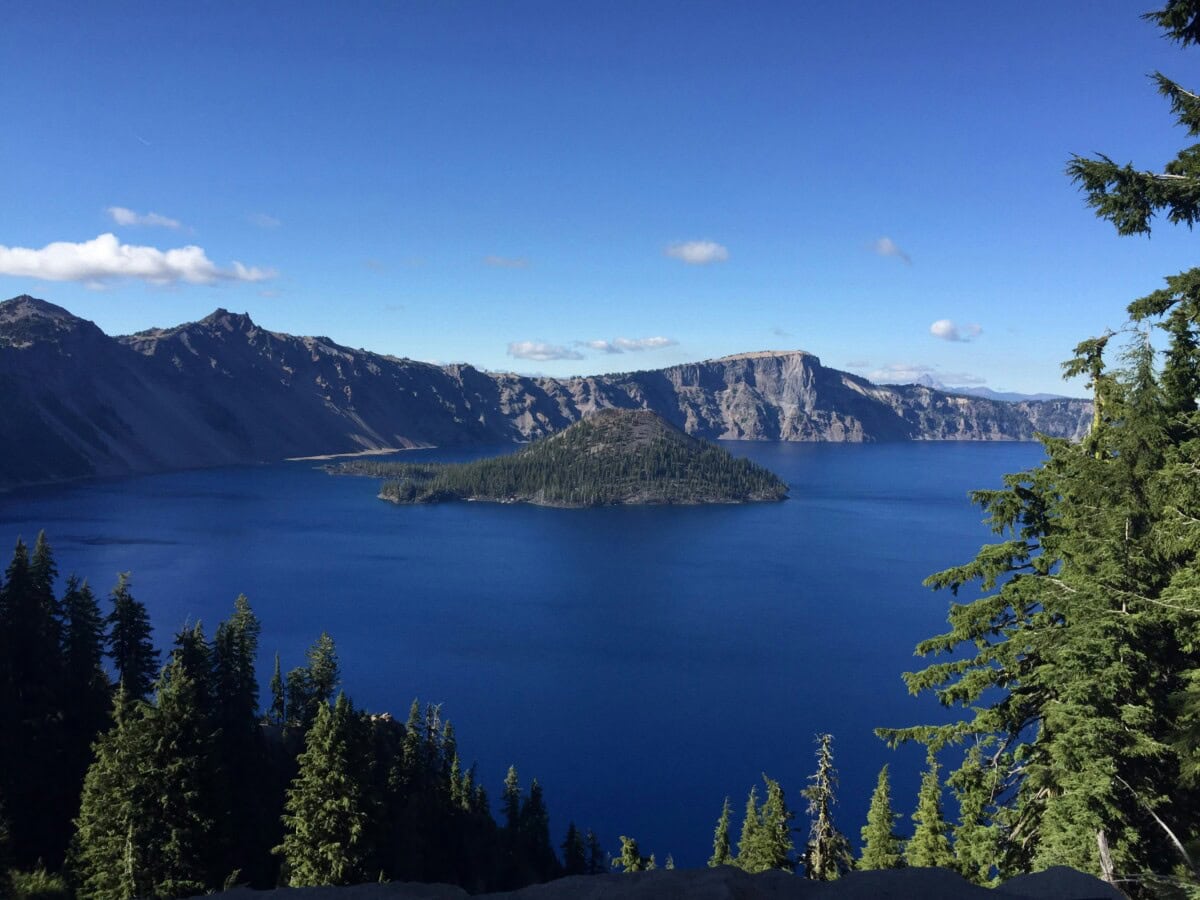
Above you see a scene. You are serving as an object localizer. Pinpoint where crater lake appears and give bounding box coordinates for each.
[0,440,1045,867]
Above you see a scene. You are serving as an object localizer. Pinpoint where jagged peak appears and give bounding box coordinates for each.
[199,308,257,331]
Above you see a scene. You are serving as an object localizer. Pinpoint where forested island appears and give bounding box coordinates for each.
[335,409,789,507]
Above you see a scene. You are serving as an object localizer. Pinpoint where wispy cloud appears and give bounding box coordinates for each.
[856,362,985,386]
[107,206,183,230]
[930,319,983,342]
[872,236,911,264]
[507,340,584,361]
[665,240,729,265]
[582,336,677,354]
[0,233,275,286]
[248,212,281,229]
[771,325,791,338]
[484,255,530,269]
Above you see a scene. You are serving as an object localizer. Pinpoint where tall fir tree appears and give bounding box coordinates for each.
[734,784,762,872]
[105,573,159,701]
[906,755,954,869]
[72,660,219,900]
[275,694,374,887]
[708,796,734,867]
[268,651,286,725]
[561,822,586,876]
[859,765,904,870]
[801,734,852,880]
[949,747,999,885]
[585,829,606,875]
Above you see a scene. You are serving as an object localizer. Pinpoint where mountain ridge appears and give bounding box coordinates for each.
[0,296,1094,491]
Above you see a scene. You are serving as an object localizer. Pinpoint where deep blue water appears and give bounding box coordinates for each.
[0,441,1045,867]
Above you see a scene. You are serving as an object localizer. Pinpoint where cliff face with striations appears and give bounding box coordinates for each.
[0,296,1093,491]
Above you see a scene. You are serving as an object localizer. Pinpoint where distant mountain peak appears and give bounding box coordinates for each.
[0,294,100,348]
[199,308,257,332]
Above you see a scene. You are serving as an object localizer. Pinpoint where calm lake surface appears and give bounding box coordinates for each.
[0,441,1044,867]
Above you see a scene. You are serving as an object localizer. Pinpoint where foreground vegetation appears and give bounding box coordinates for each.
[337,409,789,507]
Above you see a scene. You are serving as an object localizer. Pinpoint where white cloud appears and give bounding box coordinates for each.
[581,336,677,354]
[107,206,183,229]
[507,340,584,361]
[248,212,281,228]
[0,233,275,285]
[859,362,986,386]
[872,236,911,264]
[665,240,729,265]
[930,319,983,342]
[484,255,529,269]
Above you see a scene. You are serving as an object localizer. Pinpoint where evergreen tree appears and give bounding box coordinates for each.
[306,631,340,707]
[802,734,852,879]
[105,573,159,701]
[562,822,586,876]
[859,765,904,870]
[520,778,559,882]
[70,688,153,900]
[611,836,650,873]
[734,787,763,873]
[503,765,522,833]
[585,829,605,875]
[0,534,70,868]
[708,796,734,867]
[72,660,219,900]
[275,694,373,886]
[949,747,999,885]
[268,651,285,725]
[906,755,953,869]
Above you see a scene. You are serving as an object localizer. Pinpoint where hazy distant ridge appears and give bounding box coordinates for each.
[0,296,1093,490]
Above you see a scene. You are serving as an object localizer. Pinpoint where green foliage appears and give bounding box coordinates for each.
[734,785,762,871]
[275,694,374,887]
[802,734,852,880]
[881,5,1200,886]
[859,765,904,871]
[735,777,794,873]
[949,747,999,885]
[708,796,734,867]
[72,660,219,900]
[343,409,789,507]
[611,835,652,873]
[105,572,159,701]
[906,755,953,870]
[9,866,71,900]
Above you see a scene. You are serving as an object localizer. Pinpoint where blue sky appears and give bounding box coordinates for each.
[2,1,1196,394]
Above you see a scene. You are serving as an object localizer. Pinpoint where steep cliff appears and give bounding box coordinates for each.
[0,297,1093,490]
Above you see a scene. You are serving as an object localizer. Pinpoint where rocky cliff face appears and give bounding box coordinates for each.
[0,296,1093,491]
